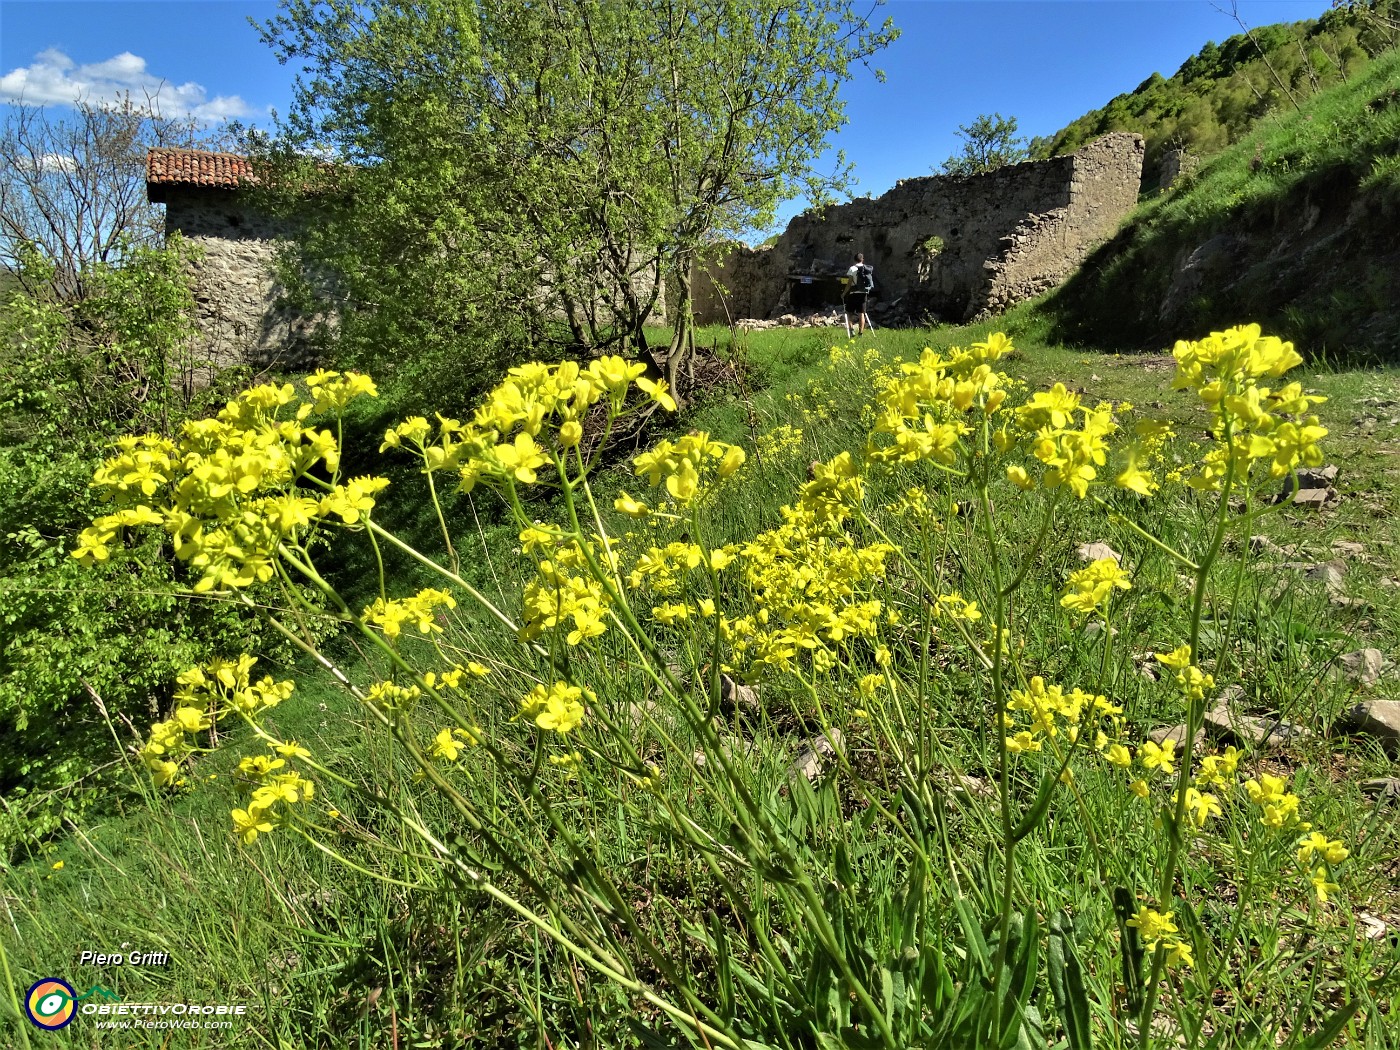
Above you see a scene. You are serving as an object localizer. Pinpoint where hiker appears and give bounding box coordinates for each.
[844,253,875,336]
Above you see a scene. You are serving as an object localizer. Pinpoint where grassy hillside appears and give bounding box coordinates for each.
[1034,2,1399,188]
[1043,47,1400,360]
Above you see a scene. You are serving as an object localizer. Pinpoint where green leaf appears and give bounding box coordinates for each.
[1047,912,1093,1050]
[1292,999,1363,1050]
[1112,887,1146,1013]
[1012,770,1059,842]
[953,896,993,980]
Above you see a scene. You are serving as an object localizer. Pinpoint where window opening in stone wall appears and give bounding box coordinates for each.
[788,274,847,310]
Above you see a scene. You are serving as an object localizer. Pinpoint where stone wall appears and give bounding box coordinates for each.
[1158,148,1201,191]
[160,187,320,371]
[693,132,1144,325]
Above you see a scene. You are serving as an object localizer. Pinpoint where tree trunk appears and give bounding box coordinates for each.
[666,260,696,403]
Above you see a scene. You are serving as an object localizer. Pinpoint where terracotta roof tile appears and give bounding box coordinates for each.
[146,149,255,201]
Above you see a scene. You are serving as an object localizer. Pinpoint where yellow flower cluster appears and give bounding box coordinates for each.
[720,481,892,675]
[363,587,458,640]
[1127,906,1194,968]
[366,680,422,712]
[449,357,676,495]
[1244,773,1303,829]
[867,334,1014,467]
[1004,385,1118,499]
[1155,645,1215,703]
[232,750,315,845]
[138,656,293,788]
[755,424,804,463]
[305,369,379,413]
[74,375,382,592]
[1107,733,1346,904]
[520,532,615,645]
[521,682,588,734]
[1003,676,1120,755]
[626,540,733,596]
[1114,419,1175,496]
[1060,558,1132,617]
[1171,325,1327,490]
[428,726,480,762]
[1193,745,1241,787]
[629,432,746,507]
[378,414,476,474]
[1172,786,1224,828]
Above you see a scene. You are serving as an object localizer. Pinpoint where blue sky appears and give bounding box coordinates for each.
[2,0,1332,232]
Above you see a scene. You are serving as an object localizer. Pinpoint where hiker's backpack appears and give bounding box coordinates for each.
[852,264,874,293]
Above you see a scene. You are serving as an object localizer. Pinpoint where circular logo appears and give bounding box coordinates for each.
[25,978,77,1030]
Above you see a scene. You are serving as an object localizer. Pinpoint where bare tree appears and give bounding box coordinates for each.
[0,93,225,300]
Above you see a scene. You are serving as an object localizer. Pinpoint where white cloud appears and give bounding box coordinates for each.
[0,48,253,122]
[38,153,78,174]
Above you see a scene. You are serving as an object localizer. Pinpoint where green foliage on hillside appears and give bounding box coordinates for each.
[1045,47,1400,358]
[1035,1,1399,184]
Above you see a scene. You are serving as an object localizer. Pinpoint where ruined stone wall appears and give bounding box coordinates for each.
[1158,148,1201,191]
[693,132,1144,325]
[161,188,319,371]
[692,244,785,324]
[982,134,1147,315]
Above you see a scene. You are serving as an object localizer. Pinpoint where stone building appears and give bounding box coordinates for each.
[146,149,315,370]
[692,132,1145,325]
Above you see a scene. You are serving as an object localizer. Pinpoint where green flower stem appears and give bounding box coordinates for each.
[1139,415,1239,1050]
[595,607,770,862]
[421,459,460,577]
[327,510,752,1048]
[288,826,424,888]
[1213,483,1257,683]
[858,512,994,671]
[975,460,1019,1040]
[0,927,31,1050]
[272,545,628,974]
[366,516,387,605]
[1195,839,1261,1044]
[1092,495,1200,571]
[694,850,807,1005]
[557,475,899,1050]
[792,672,933,868]
[1001,490,1063,597]
[364,518,541,653]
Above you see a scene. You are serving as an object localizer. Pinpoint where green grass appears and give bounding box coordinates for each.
[5,317,1400,1048]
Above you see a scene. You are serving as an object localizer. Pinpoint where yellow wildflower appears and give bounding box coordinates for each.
[1126,906,1179,946]
[522,682,587,734]
[1139,739,1176,776]
[1296,832,1348,866]
[1311,867,1339,904]
[232,805,274,845]
[1061,558,1131,616]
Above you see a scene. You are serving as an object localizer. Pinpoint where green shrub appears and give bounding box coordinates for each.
[0,241,299,851]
